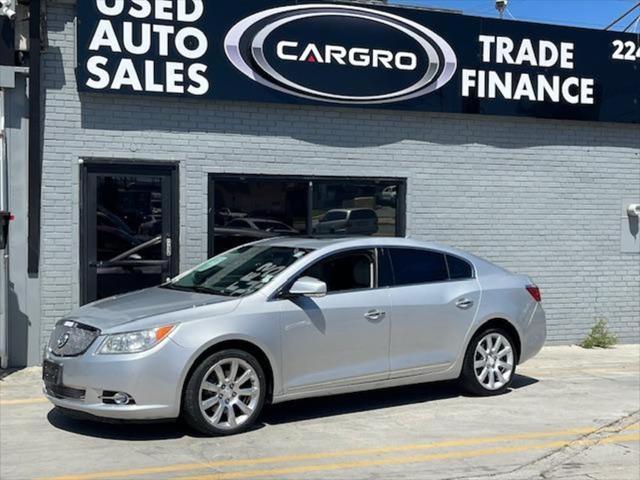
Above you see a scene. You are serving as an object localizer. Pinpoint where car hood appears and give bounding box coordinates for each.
[66,287,239,331]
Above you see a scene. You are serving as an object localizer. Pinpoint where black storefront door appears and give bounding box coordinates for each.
[81,163,178,305]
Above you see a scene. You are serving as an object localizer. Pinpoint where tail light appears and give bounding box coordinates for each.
[526,285,542,302]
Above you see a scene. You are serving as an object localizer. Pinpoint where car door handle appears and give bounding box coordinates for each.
[364,309,386,321]
[456,298,474,310]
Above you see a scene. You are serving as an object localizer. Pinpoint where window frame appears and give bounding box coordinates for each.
[208,174,407,257]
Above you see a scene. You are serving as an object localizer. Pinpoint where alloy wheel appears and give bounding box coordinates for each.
[473,333,515,391]
[198,357,261,431]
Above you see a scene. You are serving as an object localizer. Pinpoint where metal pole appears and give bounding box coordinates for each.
[27,0,42,275]
[0,87,9,369]
[0,89,5,212]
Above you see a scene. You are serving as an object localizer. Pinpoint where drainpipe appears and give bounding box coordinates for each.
[0,87,8,369]
[27,0,41,275]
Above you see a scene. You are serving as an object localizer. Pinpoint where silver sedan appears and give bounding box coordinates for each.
[43,237,546,435]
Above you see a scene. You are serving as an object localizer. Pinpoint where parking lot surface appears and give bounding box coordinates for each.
[1,345,639,480]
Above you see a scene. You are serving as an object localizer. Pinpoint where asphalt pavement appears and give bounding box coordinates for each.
[1,345,638,480]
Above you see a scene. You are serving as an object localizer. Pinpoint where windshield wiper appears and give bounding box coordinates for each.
[162,283,232,296]
[161,284,194,292]
[191,286,232,296]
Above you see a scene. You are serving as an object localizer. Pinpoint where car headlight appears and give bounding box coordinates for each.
[98,325,176,354]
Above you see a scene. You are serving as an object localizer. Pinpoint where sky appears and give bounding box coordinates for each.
[389,0,640,31]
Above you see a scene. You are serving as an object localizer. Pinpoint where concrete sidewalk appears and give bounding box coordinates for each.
[1,345,639,480]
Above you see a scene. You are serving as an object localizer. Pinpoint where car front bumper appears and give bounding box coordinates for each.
[43,336,192,420]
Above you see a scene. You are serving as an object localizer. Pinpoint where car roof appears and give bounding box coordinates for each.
[257,236,472,256]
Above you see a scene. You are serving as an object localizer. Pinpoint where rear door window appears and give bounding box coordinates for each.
[388,248,448,285]
[446,255,474,280]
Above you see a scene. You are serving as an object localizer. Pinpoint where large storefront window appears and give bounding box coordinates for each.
[209,175,405,256]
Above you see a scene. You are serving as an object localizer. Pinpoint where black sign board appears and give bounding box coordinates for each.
[76,1,640,123]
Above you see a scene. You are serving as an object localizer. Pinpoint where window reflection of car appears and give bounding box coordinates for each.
[97,208,136,238]
[379,186,397,205]
[226,218,299,235]
[96,236,164,299]
[97,226,141,261]
[313,208,379,236]
[213,226,280,255]
[138,214,162,237]
[215,207,247,225]
[97,208,155,260]
[213,219,299,254]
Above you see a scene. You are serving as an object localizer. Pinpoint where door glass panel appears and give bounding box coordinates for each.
[94,175,165,300]
[389,248,449,286]
[301,250,374,293]
[447,255,474,280]
[312,181,398,237]
[213,179,307,254]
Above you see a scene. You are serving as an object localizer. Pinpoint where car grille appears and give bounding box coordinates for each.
[48,321,100,357]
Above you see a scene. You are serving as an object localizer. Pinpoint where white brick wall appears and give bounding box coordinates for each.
[40,4,640,351]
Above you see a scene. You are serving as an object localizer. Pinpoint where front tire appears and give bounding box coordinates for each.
[182,349,266,436]
[460,328,517,396]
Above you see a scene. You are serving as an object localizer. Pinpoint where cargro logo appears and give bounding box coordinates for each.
[224,4,458,104]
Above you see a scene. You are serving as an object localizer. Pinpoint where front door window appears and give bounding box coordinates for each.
[301,250,375,293]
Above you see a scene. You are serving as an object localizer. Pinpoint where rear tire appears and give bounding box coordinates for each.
[459,328,517,396]
[182,349,266,436]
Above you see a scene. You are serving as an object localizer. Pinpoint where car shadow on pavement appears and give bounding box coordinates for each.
[45,374,538,440]
[262,375,539,425]
[46,408,191,441]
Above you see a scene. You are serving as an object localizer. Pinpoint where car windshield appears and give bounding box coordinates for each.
[164,245,312,297]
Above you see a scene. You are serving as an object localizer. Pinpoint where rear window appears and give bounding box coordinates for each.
[447,255,474,280]
[389,248,448,285]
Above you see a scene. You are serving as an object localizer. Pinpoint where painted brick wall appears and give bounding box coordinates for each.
[40,3,640,352]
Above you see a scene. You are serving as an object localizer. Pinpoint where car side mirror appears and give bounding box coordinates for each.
[289,276,327,298]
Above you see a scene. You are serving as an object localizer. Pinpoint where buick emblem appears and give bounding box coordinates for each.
[224,4,457,104]
[57,332,70,349]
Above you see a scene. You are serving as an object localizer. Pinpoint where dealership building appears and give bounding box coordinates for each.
[0,0,638,367]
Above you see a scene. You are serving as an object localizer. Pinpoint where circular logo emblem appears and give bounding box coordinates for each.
[224,4,457,104]
[56,332,70,349]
